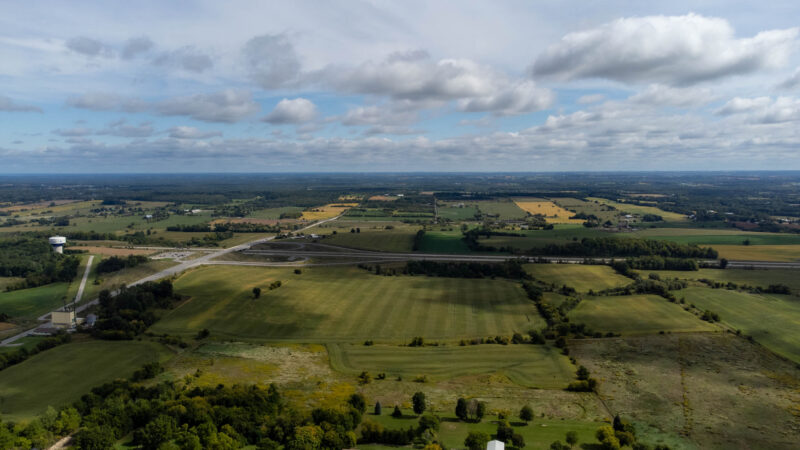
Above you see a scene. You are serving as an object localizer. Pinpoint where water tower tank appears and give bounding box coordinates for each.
[48,236,66,254]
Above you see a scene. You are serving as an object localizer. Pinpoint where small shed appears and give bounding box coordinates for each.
[51,310,76,329]
[85,313,98,327]
[487,440,505,450]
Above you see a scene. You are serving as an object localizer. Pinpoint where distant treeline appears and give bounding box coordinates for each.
[167,222,280,233]
[405,259,530,279]
[93,280,180,340]
[0,237,80,291]
[529,237,717,259]
[95,255,149,275]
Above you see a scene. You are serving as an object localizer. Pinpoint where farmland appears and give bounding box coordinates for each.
[586,197,687,221]
[568,294,718,335]
[152,265,543,341]
[514,200,584,224]
[328,343,575,388]
[0,339,169,421]
[524,264,631,292]
[323,229,417,252]
[474,200,528,220]
[301,203,358,220]
[679,287,800,363]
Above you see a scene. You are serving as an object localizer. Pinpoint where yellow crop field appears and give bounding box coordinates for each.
[514,200,584,224]
[300,203,358,220]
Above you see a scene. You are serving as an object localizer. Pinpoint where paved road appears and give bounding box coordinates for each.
[0,216,342,346]
[73,255,94,304]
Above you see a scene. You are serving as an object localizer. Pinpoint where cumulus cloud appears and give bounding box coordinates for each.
[777,68,800,90]
[263,98,317,124]
[716,96,800,123]
[0,95,41,112]
[168,126,222,139]
[98,119,154,138]
[328,50,553,115]
[66,93,146,112]
[532,14,799,85]
[65,36,113,57]
[629,84,716,107]
[244,33,302,89]
[122,36,154,59]
[154,46,213,72]
[157,90,260,123]
[339,104,417,126]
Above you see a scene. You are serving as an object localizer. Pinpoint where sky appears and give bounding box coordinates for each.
[2,0,800,173]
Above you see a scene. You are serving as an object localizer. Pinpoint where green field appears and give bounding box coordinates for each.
[153,265,543,341]
[475,200,528,220]
[679,287,800,363]
[323,230,417,252]
[633,268,800,293]
[246,206,304,219]
[711,245,800,262]
[629,228,800,245]
[524,264,631,292]
[365,411,602,450]
[417,230,475,253]
[0,340,169,421]
[0,277,24,291]
[586,197,687,221]
[438,205,479,221]
[329,343,575,388]
[552,197,620,223]
[568,295,717,335]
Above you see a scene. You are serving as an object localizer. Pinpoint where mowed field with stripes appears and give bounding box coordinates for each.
[152,265,544,342]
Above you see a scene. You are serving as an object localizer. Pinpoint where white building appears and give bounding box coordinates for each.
[487,440,505,450]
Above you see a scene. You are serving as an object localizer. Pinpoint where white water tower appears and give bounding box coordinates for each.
[49,236,66,254]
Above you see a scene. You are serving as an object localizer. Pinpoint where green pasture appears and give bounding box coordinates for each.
[633,268,800,293]
[586,197,687,221]
[323,230,417,252]
[679,287,800,363]
[552,197,620,222]
[568,295,717,335]
[246,206,304,219]
[524,264,631,292]
[364,411,602,450]
[328,343,575,389]
[438,205,479,221]
[475,200,528,220]
[0,340,169,421]
[152,265,544,341]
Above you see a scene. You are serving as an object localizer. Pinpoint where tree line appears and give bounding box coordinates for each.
[529,237,718,259]
[95,255,149,275]
[0,237,79,291]
[93,280,180,340]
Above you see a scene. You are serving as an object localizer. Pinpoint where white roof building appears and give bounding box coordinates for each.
[487,440,505,450]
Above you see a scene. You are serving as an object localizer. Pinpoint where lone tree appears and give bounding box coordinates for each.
[565,431,578,448]
[252,287,261,299]
[374,401,382,416]
[348,393,366,414]
[412,392,426,415]
[455,398,468,421]
[392,405,402,418]
[464,431,490,450]
[520,405,534,424]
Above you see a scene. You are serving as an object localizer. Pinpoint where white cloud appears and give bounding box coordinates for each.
[339,104,417,126]
[52,127,93,137]
[66,93,146,112]
[156,90,260,123]
[168,126,222,139]
[122,37,154,60]
[629,84,716,107]
[0,95,41,112]
[65,36,114,57]
[153,46,213,73]
[243,33,302,89]
[777,68,800,90]
[532,14,799,85]
[98,119,154,138]
[263,98,317,124]
[577,94,606,105]
[716,96,800,123]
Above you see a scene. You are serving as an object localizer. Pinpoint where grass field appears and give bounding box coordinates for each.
[633,268,800,293]
[417,230,474,253]
[0,340,169,421]
[246,206,304,220]
[514,200,584,224]
[568,295,717,335]
[524,264,631,292]
[629,228,800,245]
[679,287,800,362]
[365,411,603,450]
[475,200,528,220]
[153,265,543,341]
[328,343,575,388]
[323,230,417,252]
[437,205,479,221]
[711,244,800,262]
[586,197,686,221]
[552,197,620,223]
[0,277,24,291]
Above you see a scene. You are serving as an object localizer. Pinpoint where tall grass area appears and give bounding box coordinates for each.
[328,343,575,388]
[153,265,543,341]
[568,295,718,335]
[524,264,631,292]
[680,287,800,363]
